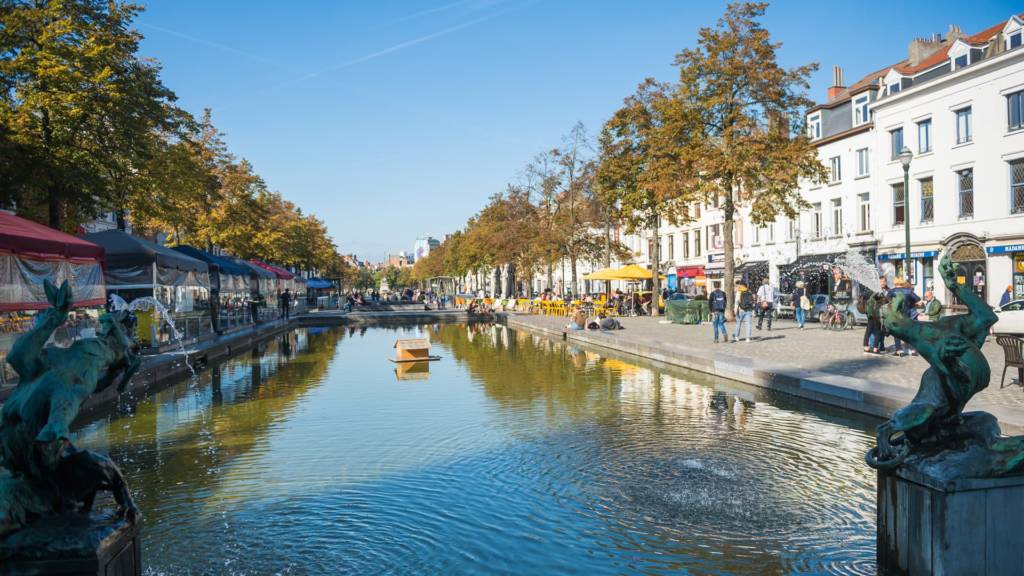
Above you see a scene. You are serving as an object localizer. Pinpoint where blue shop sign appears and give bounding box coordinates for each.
[986,244,1024,254]
[877,250,938,261]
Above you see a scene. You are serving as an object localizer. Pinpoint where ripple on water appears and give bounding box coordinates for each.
[79,325,877,575]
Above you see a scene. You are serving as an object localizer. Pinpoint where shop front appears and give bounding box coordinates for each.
[675,265,705,296]
[985,243,1024,302]
[876,250,939,295]
[778,252,846,296]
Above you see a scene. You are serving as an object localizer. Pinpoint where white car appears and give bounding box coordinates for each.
[994,299,1024,335]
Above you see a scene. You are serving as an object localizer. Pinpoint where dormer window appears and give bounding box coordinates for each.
[853,94,869,126]
[1004,15,1024,50]
[883,68,904,97]
[949,39,973,71]
[807,112,821,140]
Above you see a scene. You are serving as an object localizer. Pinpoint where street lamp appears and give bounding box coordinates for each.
[899,146,913,284]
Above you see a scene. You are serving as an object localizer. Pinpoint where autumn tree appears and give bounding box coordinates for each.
[0,0,181,229]
[596,80,684,316]
[667,1,828,313]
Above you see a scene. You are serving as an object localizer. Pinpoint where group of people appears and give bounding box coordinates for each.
[859,277,943,356]
[707,278,779,343]
[565,308,624,332]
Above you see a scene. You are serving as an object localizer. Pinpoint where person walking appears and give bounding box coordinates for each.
[889,279,920,356]
[732,281,754,342]
[792,280,808,330]
[709,282,728,343]
[923,290,942,322]
[755,278,776,331]
[1000,284,1014,308]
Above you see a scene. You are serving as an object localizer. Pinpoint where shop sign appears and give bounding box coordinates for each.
[877,251,937,261]
[707,253,724,263]
[986,244,1024,255]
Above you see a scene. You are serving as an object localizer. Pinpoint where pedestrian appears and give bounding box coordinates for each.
[1000,284,1014,308]
[709,281,728,343]
[792,280,809,330]
[863,290,885,354]
[889,278,920,356]
[732,281,754,342]
[755,278,776,331]
[922,290,942,322]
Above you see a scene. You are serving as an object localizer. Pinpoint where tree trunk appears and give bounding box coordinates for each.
[723,180,736,321]
[570,255,578,298]
[604,213,612,297]
[546,263,553,293]
[116,209,128,231]
[47,186,61,230]
[651,216,661,317]
[493,266,502,297]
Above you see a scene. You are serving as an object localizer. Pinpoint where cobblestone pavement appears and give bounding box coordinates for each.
[512,313,1024,415]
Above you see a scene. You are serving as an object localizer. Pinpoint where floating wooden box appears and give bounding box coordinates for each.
[390,338,440,363]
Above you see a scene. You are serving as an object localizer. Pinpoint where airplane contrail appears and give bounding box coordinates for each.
[136,21,285,68]
[217,0,535,111]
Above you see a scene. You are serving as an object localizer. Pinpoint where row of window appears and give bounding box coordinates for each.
[891,159,1024,225]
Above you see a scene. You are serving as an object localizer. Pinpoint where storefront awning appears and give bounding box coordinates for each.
[676,265,705,278]
[987,244,1024,255]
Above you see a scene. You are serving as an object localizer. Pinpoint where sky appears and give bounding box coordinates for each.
[135,0,1019,261]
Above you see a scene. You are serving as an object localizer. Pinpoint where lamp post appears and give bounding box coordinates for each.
[899,146,913,283]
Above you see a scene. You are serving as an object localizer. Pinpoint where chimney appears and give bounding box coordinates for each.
[827,65,845,100]
[908,33,945,66]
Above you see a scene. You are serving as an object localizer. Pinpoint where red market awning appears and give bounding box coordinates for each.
[676,265,705,278]
[0,211,104,261]
[249,260,294,280]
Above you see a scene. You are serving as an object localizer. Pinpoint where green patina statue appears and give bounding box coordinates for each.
[866,253,1024,478]
[0,281,141,537]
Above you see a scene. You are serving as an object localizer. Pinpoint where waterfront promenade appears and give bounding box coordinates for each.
[503,313,1024,432]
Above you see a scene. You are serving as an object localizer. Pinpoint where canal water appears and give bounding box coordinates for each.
[75,323,878,575]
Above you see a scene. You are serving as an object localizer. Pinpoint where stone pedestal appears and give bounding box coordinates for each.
[878,467,1024,575]
[0,511,140,575]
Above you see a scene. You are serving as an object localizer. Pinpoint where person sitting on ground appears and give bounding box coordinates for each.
[565,308,588,331]
[598,313,623,331]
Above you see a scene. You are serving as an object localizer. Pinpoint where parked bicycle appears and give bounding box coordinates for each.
[820,302,854,331]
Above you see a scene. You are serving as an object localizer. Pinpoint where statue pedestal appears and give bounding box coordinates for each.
[878,467,1024,575]
[0,511,140,575]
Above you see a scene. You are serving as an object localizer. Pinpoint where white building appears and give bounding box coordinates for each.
[868,16,1024,306]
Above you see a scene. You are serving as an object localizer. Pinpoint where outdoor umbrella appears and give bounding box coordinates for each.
[608,264,666,281]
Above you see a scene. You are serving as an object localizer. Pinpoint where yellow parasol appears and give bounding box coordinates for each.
[582,267,621,281]
[607,264,666,281]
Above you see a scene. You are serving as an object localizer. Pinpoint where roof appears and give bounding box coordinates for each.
[83,230,208,273]
[171,245,252,277]
[812,14,1024,110]
[219,255,276,279]
[0,211,104,261]
[249,259,294,280]
[306,278,333,289]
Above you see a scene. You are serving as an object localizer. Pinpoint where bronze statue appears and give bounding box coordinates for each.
[866,253,1024,478]
[0,281,141,537]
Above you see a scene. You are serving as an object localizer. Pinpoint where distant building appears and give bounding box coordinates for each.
[414,236,441,262]
[385,251,414,268]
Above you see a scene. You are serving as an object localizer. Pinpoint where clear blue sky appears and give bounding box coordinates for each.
[136,0,1017,261]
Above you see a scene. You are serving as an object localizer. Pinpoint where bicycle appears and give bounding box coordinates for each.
[819,303,854,331]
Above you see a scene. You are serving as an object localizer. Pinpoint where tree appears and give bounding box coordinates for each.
[596,80,682,316]
[0,0,181,229]
[667,1,828,315]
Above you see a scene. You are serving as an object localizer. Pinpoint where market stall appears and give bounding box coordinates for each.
[249,260,295,318]
[171,245,254,333]
[223,257,278,322]
[84,230,212,347]
[305,277,334,309]
[0,212,107,382]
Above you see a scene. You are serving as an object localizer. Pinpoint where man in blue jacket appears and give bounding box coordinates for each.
[709,282,728,343]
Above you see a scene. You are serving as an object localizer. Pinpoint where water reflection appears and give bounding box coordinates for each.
[72,323,877,575]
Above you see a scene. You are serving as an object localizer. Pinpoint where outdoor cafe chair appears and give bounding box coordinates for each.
[996,334,1024,388]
